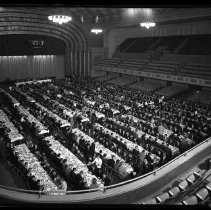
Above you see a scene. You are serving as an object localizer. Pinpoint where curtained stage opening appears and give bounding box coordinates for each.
[0,55,65,82]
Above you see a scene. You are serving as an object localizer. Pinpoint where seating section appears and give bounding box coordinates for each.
[116,38,134,53]
[177,34,211,55]
[120,37,158,53]
[119,59,148,71]
[145,61,179,75]
[129,79,164,92]
[95,73,118,82]
[182,195,198,205]
[97,58,121,67]
[178,63,211,79]
[187,89,211,105]
[108,75,138,86]
[152,35,186,53]
[155,85,187,98]
[141,168,211,205]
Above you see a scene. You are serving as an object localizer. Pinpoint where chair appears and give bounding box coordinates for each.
[182,195,198,205]
[186,174,197,185]
[174,202,183,205]
[142,198,158,204]
[205,175,211,183]
[155,192,170,203]
[168,186,180,198]
[193,171,203,178]
[205,182,211,192]
[195,188,209,202]
[178,180,189,191]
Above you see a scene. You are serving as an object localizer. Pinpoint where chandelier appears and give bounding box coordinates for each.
[91,29,103,34]
[48,15,72,25]
[91,16,103,34]
[140,22,156,29]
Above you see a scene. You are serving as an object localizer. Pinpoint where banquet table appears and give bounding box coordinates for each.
[50,99,89,123]
[13,143,60,193]
[94,123,160,164]
[0,109,24,142]
[72,128,134,175]
[18,106,49,135]
[0,89,20,107]
[16,79,51,86]
[120,116,179,156]
[43,136,102,188]
[16,89,36,103]
[34,102,71,128]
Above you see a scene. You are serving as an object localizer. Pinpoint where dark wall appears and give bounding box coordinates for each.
[0,34,65,56]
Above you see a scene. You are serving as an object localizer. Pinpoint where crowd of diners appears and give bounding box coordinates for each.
[0,75,211,193]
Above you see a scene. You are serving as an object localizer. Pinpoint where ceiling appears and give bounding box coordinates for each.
[4,7,211,29]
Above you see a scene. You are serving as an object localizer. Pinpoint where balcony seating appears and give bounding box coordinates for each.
[178,180,189,192]
[125,37,158,53]
[168,186,181,198]
[119,59,148,71]
[152,36,186,53]
[186,174,198,185]
[142,198,158,204]
[97,58,121,67]
[205,182,211,192]
[178,63,211,79]
[145,61,179,75]
[177,34,211,55]
[182,195,198,205]
[195,188,210,202]
[155,192,170,203]
[174,202,183,205]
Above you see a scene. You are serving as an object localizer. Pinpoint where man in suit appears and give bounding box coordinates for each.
[107,155,115,169]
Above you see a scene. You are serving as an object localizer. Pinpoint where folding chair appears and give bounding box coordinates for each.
[186,174,197,185]
[168,186,181,198]
[205,182,211,192]
[142,198,158,204]
[178,180,189,192]
[155,192,170,203]
[182,195,198,205]
[195,188,209,202]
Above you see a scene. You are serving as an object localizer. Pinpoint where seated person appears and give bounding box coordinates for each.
[87,153,103,178]
[102,173,110,186]
[59,179,67,191]
[89,177,98,189]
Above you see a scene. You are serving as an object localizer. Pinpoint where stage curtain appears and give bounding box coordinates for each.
[0,55,65,82]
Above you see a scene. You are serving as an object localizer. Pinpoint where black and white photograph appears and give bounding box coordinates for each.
[0,4,211,208]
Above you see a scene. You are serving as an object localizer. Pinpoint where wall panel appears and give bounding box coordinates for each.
[0,55,65,82]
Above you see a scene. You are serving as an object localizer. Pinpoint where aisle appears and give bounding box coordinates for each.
[0,161,28,190]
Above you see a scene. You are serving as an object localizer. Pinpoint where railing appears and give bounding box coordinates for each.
[0,137,210,199]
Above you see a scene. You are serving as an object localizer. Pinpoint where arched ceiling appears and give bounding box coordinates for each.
[4,7,211,30]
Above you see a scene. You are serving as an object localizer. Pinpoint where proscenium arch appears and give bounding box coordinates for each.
[0,10,88,50]
[0,9,91,76]
[0,30,71,77]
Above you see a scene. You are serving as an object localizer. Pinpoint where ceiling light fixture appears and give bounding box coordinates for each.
[91,29,103,34]
[140,22,156,29]
[48,15,72,25]
[91,15,102,34]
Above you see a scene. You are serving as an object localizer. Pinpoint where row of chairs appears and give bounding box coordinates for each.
[177,175,211,205]
[141,169,206,204]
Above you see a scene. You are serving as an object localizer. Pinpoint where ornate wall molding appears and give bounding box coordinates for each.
[0,10,91,76]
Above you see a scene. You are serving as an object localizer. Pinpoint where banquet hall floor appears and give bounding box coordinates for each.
[0,161,28,189]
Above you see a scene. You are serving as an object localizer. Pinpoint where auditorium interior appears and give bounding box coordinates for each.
[0,5,211,206]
